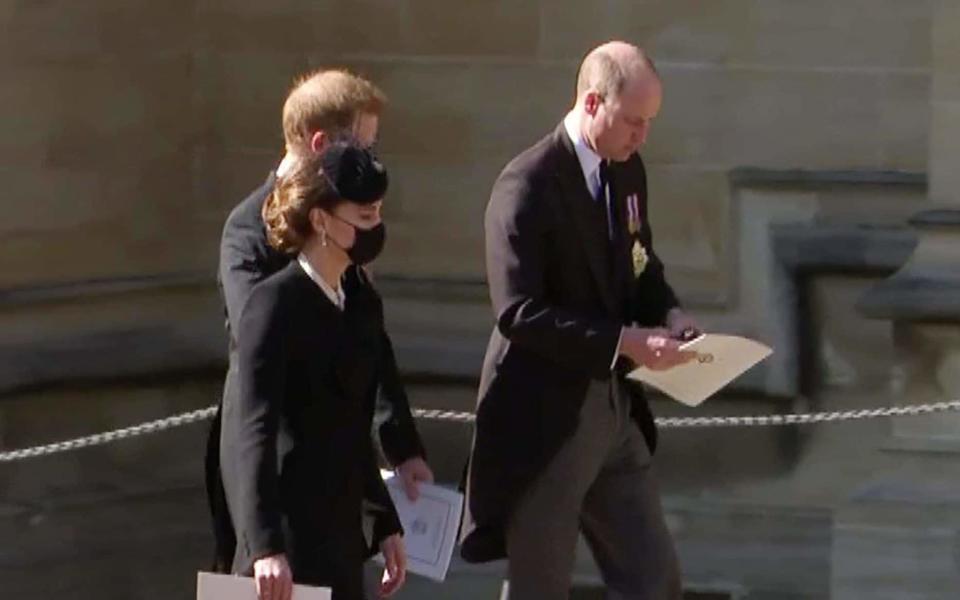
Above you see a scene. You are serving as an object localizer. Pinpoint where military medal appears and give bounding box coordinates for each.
[626,193,641,235]
[632,239,648,277]
[626,193,648,276]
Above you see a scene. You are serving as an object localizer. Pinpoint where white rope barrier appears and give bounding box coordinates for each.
[3,400,960,463]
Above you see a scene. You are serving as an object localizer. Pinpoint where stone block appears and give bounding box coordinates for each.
[0,379,216,599]
[0,283,223,393]
[649,66,917,170]
[199,0,539,59]
[372,152,499,279]
[814,185,927,225]
[4,1,196,65]
[365,61,571,165]
[832,502,960,599]
[194,147,280,222]
[643,164,732,304]
[932,69,960,103]
[928,101,960,203]
[95,1,196,58]
[0,218,211,292]
[723,68,886,169]
[538,0,729,63]
[810,276,897,391]
[541,0,932,70]
[402,0,539,58]
[0,165,101,235]
[2,2,103,64]
[878,74,931,172]
[932,0,960,70]
[2,57,197,171]
[383,293,491,378]
[721,0,931,70]
[888,322,960,445]
[644,66,731,166]
[668,499,832,598]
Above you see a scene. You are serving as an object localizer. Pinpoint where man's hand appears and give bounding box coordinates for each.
[619,327,696,370]
[378,534,407,598]
[396,456,434,501]
[666,308,701,341]
[253,553,292,600]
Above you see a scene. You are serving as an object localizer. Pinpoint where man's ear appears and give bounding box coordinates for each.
[584,91,602,116]
[309,130,327,155]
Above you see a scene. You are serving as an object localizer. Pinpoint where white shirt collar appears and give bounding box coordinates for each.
[275,153,296,178]
[563,110,604,198]
[297,253,345,311]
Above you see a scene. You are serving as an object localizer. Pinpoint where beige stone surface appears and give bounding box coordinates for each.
[646,66,930,170]
[541,0,932,69]
[374,153,504,279]
[1,0,937,293]
[928,100,960,204]
[644,165,732,303]
[932,0,960,71]
[877,73,932,170]
[198,0,539,58]
[5,4,960,599]
[927,0,960,205]
[372,61,571,164]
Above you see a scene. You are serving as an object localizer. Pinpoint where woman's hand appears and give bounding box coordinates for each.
[253,553,293,600]
[378,534,407,598]
[396,456,434,501]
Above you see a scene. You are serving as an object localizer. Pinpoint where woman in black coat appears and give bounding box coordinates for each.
[220,142,406,600]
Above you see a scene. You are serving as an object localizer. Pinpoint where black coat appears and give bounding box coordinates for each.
[221,261,402,594]
[460,124,679,562]
[205,173,424,572]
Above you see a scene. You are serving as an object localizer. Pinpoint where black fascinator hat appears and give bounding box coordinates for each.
[320,142,388,204]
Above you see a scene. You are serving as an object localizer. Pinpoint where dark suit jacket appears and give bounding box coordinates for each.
[460,123,679,563]
[205,173,425,571]
[222,261,402,586]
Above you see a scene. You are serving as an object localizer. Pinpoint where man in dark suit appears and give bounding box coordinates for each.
[206,69,433,572]
[461,42,699,599]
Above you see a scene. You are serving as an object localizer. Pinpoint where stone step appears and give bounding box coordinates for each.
[831,497,960,599]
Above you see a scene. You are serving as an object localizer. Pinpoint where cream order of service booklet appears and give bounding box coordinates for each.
[627,334,773,407]
[376,470,463,582]
[197,572,330,600]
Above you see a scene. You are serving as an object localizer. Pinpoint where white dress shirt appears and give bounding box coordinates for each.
[298,253,345,311]
[563,111,624,370]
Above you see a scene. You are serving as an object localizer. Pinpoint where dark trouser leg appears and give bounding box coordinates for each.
[504,382,619,600]
[580,421,682,600]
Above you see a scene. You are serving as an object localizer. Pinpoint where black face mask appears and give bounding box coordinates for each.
[347,222,386,265]
[330,214,386,265]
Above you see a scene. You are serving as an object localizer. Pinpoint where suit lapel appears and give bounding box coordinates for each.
[610,164,637,315]
[552,126,619,315]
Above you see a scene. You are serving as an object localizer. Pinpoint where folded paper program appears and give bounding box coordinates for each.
[627,334,773,407]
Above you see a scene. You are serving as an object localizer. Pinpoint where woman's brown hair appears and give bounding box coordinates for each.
[262,154,339,255]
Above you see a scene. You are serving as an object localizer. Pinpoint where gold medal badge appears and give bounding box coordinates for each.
[632,239,648,277]
[627,193,647,276]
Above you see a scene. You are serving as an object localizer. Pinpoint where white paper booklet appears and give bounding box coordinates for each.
[376,470,463,582]
[197,572,330,600]
[627,334,773,407]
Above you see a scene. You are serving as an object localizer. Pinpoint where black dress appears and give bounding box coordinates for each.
[207,175,425,572]
[221,261,401,599]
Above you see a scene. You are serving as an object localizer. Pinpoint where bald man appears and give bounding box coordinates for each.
[460,42,699,599]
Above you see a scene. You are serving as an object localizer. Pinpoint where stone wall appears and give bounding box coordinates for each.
[1,0,933,308]
[1,3,953,598]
